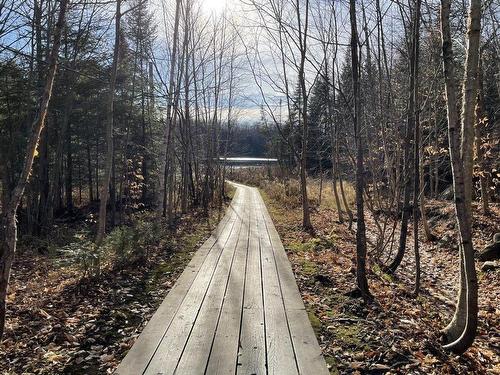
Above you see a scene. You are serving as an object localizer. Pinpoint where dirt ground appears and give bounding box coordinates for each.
[0,207,227,374]
[1,181,498,375]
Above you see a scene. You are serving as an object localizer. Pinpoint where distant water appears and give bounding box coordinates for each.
[220,157,278,162]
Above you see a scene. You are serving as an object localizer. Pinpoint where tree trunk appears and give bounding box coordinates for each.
[433,104,440,197]
[37,117,50,234]
[419,151,434,241]
[412,0,421,296]
[297,0,312,232]
[339,174,353,228]
[48,90,74,223]
[440,0,480,354]
[158,0,181,216]
[0,0,68,340]
[96,0,121,245]
[350,0,372,302]
[65,107,73,212]
[332,154,343,222]
[385,1,418,274]
[474,57,490,215]
[328,64,344,223]
[86,126,94,202]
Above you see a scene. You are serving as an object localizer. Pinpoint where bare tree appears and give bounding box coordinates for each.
[96,0,121,245]
[245,0,314,231]
[157,0,181,217]
[474,55,490,215]
[440,0,480,354]
[350,0,371,302]
[0,0,69,339]
[412,0,422,296]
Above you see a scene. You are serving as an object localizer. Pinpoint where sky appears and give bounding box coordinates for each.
[200,0,272,124]
[0,0,397,125]
[188,0,355,124]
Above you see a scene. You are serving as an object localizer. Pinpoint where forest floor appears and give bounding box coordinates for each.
[256,178,500,374]
[1,178,498,375]
[0,198,232,374]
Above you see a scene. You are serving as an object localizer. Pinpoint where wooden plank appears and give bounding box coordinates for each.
[254,189,304,310]
[206,195,251,375]
[254,193,299,375]
[144,215,243,375]
[237,199,266,375]
[287,309,330,375]
[173,195,249,374]
[238,309,266,375]
[254,188,329,375]
[139,190,244,374]
[115,191,240,375]
[118,183,328,375]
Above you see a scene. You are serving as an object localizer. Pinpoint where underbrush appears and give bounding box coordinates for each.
[2,198,232,374]
[259,175,500,374]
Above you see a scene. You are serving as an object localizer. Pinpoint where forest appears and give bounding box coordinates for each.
[0,0,499,373]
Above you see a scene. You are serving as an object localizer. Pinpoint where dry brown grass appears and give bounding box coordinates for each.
[228,167,355,212]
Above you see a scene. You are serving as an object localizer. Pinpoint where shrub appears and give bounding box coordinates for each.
[59,240,102,279]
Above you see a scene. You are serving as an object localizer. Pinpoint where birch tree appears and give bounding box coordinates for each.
[440,0,481,353]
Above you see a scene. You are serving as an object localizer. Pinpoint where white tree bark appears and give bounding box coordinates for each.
[440,0,480,354]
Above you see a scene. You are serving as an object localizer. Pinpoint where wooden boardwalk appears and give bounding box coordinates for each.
[116,183,328,375]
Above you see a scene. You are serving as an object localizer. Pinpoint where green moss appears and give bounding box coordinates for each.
[325,309,340,319]
[288,236,335,254]
[416,295,426,304]
[381,272,394,283]
[372,263,395,283]
[313,236,336,251]
[288,240,315,253]
[330,293,348,305]
[329,324,365,349]
[151,262,174,282]
[183,233,203,248]
[477,270,485,280]
[307,311,322,335]
[300,259,318,275]
[324,356,340,375]
[151,250,191,281]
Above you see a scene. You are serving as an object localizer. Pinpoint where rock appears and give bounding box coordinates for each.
[481,261,498,271]
[314,274,333,286]
[477,233,500,261]
[438,234,458,250]
[440,186,454,200]
[100,353,114,362]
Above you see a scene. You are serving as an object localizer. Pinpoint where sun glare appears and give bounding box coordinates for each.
[202,0,227,14]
